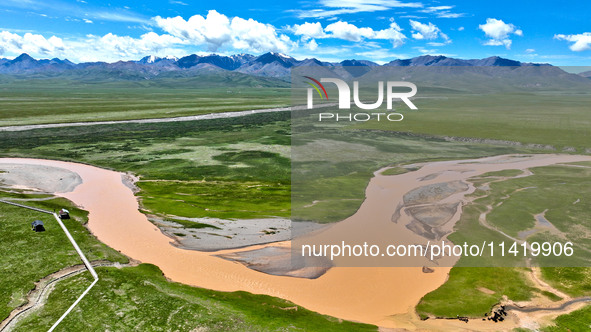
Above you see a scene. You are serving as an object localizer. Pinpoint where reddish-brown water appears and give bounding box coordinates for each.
[1,154,589,329]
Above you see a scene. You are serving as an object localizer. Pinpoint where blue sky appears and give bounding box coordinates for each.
[0,0,589,65]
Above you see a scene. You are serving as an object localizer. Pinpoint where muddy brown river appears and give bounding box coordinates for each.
[1,154,590,330]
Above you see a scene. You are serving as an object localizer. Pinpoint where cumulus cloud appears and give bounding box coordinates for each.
[153,11,231,50]
[306,39,318,51]
[479,18,522,49]
[0,31,66,56]
[325,21,375,41]
[230,17,294,52]
[291,22,326,41]
[289,20,406,48]
[294,21,406,47]
[409,20,449,41]
[373,23,407,47]
[554,32,591,52]
[83,32,185,59]
[154,10,294,53]
[0,29,189,62]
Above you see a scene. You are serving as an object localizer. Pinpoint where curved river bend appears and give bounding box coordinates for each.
[1,154,590,330]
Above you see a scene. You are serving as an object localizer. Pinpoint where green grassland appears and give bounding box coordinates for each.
[15,264,375,332]
[541,267,591,297]
[0,75,290,126]
[476,164,591,261]
[416,267,533,318]
[356,93,591,151]
[138,180,289,219]
[542,305,591,331]
[0,191,127,321]
[416,164,591,320]
[0,112,292,221]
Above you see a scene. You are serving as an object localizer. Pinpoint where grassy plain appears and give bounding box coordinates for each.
[0,191,127,321]
[356,93,591,151]
[15,264,375,331]
[479,165,591,258]
[415,267,533,318]
[0,112,292,220]
[542,305,591,331]
[0,76,290,126]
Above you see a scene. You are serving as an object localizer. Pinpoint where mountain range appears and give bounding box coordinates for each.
[0,52,567,80]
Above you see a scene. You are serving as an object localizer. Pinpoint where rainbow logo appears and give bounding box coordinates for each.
[304,76,328,100]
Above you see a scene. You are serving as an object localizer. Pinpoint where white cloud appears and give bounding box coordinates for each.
[230,17,295,52]
[325,21,375,41]
[420,5,465,18]
[400,15,426,19]
[91,11,151,24]
[82,32,185,61]
[525,48,535,53]
[306,39,318,51]
[479,18,522,49]
[414,47,436,54]
[295,0,422,18]
[483,39,510,48]
[324,21,406,47]
[291,22,326,41]
[355,49,409,62]
[409,20,448,41]
[422,6,453,12]
[554,33,591,52]
[387,18,401,31]
[289,20,406,47]
[83,18,93,23]
[0,31,66,56]
[154,11,231,50]
[154,10,294,52]
[458,26,464,31]
[374,23,407,47]
[0,30,186,62]
[412,46,453,56]
[479,18,517,40]
[437,13,464,18]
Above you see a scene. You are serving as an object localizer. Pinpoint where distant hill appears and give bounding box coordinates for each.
[385,55,531,67]
[0,52,555,81]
